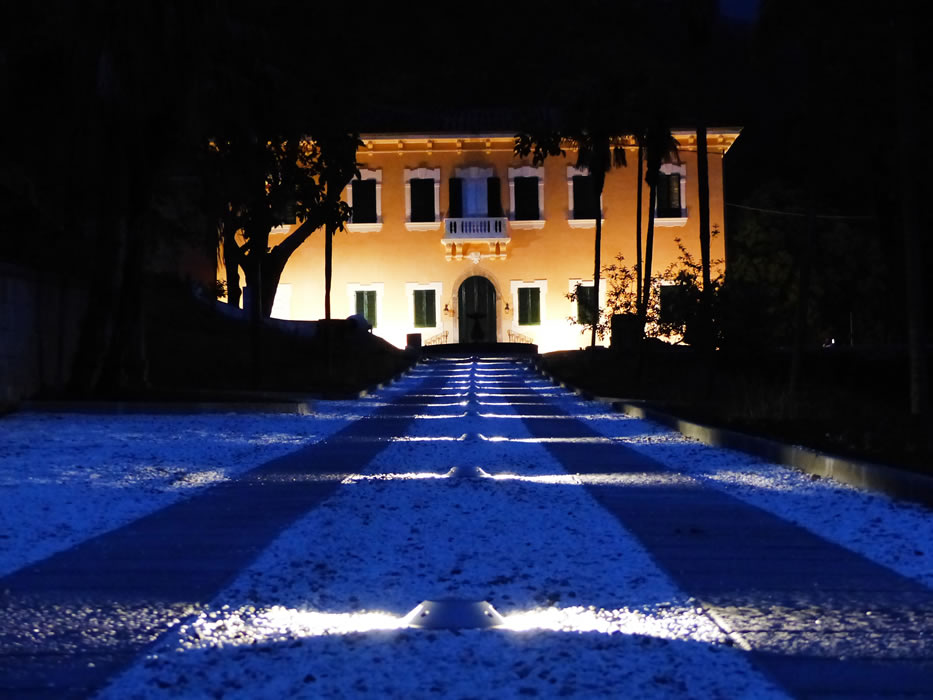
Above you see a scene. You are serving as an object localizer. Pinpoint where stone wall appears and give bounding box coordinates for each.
[0,263,87,407]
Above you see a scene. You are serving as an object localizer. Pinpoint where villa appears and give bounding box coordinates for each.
[225,128,739,353]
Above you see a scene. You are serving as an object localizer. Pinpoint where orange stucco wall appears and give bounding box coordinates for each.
[221,130,738,352]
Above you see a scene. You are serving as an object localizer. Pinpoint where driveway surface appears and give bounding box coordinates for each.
[1,353,931,698]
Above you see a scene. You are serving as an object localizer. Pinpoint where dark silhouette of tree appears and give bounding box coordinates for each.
[636,122,680,338]
[895,1,928,419]
[0,2,235,393]
[684,0,717,349]
[207,131,359,320]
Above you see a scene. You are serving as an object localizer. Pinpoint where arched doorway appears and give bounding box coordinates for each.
[458,276,497,343]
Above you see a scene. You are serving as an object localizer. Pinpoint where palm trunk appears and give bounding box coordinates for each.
[635,146,644,309]
[591,201,602,348]
[788,199,813,410]
[697,124,712,347]
[896,1,927,418]
[639,184,658,335]
[222,220,242,308]
[324,221,335,320]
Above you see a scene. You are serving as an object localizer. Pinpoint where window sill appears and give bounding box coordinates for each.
[509,219,546,230]
[567,218,605,229]
[346,222,383,233]
[405,221,442,232]
[655,216,688,228]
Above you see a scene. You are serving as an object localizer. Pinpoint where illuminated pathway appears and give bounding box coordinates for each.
[1,353,931,697]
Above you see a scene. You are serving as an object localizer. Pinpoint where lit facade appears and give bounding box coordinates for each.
[226,130,739,352]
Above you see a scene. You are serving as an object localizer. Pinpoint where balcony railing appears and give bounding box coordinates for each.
[444,217,508,238]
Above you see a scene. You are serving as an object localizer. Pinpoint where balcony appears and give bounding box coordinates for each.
[443,217,508,238]
[441,217,509,262]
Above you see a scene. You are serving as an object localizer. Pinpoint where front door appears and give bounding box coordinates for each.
[458,276,497,343]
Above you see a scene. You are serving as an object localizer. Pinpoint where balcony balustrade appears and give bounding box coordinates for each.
[443,217,508,238]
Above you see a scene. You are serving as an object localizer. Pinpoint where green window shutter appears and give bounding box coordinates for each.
[351,180,377,223]
[356,290,377,327]
[410,179,435,222]
[657,173,681,217]
[573,175,598,219]
[514,177,539,220]
[577,285,597,325]
[448,177,463,218]
[518,287,540,325]
[414,289,436,328]
[487,177,503,217]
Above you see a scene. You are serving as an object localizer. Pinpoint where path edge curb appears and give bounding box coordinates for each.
[532,358,933,509]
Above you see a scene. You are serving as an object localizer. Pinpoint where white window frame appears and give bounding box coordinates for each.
[567,278,606,326]
[566,166,605,229]
[346,169,383,232]
[346,282,384,328]
[508,166,545,229]
[404,167,441,231]
[510,279,547,327]
[405,281,443,331]
[655,162,688,227]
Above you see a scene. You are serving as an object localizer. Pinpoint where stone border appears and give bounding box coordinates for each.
[16,361,422,416]
[534,361,933,510]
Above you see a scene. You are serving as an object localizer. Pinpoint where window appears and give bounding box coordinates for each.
[346,169,382,232]
[518,287,541,325]
[655,163,687,226]
[510,279,547,330]
[566,166,602,228]
[355,290,377,328]
[514,177,539,220]
[657,173,681,218]
[576,284,598,326]
[347,283,383,328]
[413,289,436,328]
[410,179,434,221]
[508,166,545,229]
[351,180,377,223]
[404,167,441,231]
[449,167,502,218]
[572,176,599,219]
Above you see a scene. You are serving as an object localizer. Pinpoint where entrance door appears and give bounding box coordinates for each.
[458,276,497,343]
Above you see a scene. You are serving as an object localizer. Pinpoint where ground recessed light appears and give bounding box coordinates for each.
[445,466,491,480]
[403,599,504,629]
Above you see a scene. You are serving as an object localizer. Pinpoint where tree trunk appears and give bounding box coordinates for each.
[635,146,644,310]
[70,213,128,395]
[896,1,927,418]
[324,221,335,320]
[591,180,604,348]
[639,184,658,336]
[788,187,814,409]
[222,217,242,308]
[696,124,712,347]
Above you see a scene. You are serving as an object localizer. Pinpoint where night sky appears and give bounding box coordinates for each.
[718,0,760,21]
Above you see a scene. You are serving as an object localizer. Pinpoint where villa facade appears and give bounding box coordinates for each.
[231,129,739,353]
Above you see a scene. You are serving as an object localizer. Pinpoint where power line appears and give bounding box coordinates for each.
[726,202,876,221]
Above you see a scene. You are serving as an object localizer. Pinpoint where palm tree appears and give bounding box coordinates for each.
[636,122,680,337]
[685,0,717,348]
[515,116,627,348]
